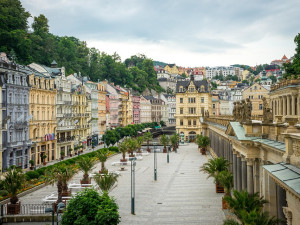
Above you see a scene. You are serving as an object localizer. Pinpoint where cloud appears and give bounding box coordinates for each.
[21,0,300,66]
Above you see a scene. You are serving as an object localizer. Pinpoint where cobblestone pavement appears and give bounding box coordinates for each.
[15,143,225,225]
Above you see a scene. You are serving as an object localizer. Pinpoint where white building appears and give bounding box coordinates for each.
[140,96,152,123]
[160,94,176,126]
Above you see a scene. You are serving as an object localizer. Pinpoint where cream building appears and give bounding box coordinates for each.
[140,96,152,123]
[175,76,211,142]
[243,82,269,116]
[97,82,107,136]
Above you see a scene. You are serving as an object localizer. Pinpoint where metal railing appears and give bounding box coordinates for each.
[1,203,53,215]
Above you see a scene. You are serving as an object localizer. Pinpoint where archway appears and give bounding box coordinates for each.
[188,131,197,142]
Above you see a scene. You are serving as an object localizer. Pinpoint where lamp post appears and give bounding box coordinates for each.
[153,142,157,181]
[57,202,65,225]
[176,128,180,153]
[167,145,170,163]
[129,157,136,214]
[45,208,54,225]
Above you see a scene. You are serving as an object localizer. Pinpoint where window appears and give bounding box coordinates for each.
[254,86,257,90]
[180,120,183,126]
[189,87,194,92]
[180,108,183,114]
[201,97,204,103]
[179,86,183,92]
[188,107,196,114]
[180,98,183,103]
[188,98,196,103]
[213,104,215,109]
[259,104,263,110]
[188,120,191,125]
[193,120,196,126]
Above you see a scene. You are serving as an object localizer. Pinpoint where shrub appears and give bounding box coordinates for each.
[108,146,119,152]
[36,167,46,176]
[61,188,120,225]
[0,190,9,197]
[25,171,40,181]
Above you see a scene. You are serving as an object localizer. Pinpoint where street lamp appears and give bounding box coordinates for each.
[167,145,170,163]
[129,157,136,214]
[57,202,65,225]
[153,142,157,181]
[176,128,180,153]
[45,208,54,225]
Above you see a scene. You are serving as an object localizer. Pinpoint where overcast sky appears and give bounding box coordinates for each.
[21,0,300,67]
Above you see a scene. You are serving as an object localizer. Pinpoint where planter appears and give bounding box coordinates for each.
[216,182,224,193]
[30,166,34,170]
[120,159,127,162]
[163,147,167,153]
[80,179,91,186]
[62,190,71,197]
[222,197,229,209]
[69,154,72,157]
[201,148,206,155]
[43,161,47,166]
[61,156,64,160]
[75,152,78,155]
[7,202,21,215]
[147,148,151,153]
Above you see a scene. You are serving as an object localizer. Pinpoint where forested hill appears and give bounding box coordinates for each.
[0,0,163,93]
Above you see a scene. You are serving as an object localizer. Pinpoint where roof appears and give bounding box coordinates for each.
[166,64,175,67]
[176,80,209,93]
[228,122,285,151]
[263,163,300,196]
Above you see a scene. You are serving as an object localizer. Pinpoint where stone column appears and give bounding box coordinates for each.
[291,95,295,116]
[237,155,242,191]
[229,146,233,172]
[279,97,282,115]
[287,95,290,116]
[276,184,287,225]
[298,94,300,116]
[233,153,237,190]
[241,157,247,190]
[247,159,254,194]
[283,96,286,116]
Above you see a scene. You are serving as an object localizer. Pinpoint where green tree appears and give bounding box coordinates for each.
[159,134,169,153]
[269,75,277,84]
[200,157,230,182]
[136,136,144,153]
[159,120,166,127]
[283,33,300,78]
[143,132,153,152]
[61,188,120,225]
[215,170,233,197]
[77,157,96,183]
[96,148,109,173]
[2,166,25,204]
[93,172,119,193]
[32,14,49,35]
[118,139,129,162]
[170,134,177,151]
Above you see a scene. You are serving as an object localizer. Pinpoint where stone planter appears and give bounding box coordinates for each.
[216,182,224,193]
[7,202,21,215]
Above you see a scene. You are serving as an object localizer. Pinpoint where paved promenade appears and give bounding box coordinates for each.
[17,143,225,225]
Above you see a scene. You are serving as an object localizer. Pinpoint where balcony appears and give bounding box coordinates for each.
[57,113,64,118]
[57,125,75,131]
[84,113,90,117]
[14,121,28,129]
[57,136,75,143]
[63,113,73,118]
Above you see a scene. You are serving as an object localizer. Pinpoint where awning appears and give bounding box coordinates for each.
[263,163,300,196]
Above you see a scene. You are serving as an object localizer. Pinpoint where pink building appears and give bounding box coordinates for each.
[132,95,140,124]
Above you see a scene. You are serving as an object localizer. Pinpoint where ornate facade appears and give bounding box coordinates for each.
[140,96,151,123]
[97,82,107,136]
[0,60,31,170]
[175,76,211,142]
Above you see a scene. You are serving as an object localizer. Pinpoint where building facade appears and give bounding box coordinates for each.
[140,96,152,123]
[132,95,140,124]
[175,77,211,142]
[97,82,107,137]
[144,96,163,123]
[0,61,31,170]
[160,94,176,126]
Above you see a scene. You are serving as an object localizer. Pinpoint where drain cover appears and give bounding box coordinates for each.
[157,203,162,204]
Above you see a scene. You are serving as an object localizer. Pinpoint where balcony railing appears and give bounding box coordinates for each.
[57,136,75,143]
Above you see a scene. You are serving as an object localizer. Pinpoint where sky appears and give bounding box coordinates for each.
[21,0,300,67]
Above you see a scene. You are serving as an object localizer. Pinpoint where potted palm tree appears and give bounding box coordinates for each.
[143,132,153,152]
[42,154,47,165]
[44,165,76,212]
[136,136,144,154]
[159,134,169,153]
[96,148,109,173]
[127,138,137,157]
[3,166,25,214]
[93,171,119,194]
[170,134,177,151]
[74,146,78,155]
[60,150,65,160]
[69,148,73,157]
[196,135,202,150]
[118,139,128,162]
[29,160,35,170]
[215,170,233,209]
[198,135,210,155]
[200,157,230,193]
[77,157,96,185]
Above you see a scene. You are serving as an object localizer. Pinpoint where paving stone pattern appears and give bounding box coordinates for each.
[17,143,225,225]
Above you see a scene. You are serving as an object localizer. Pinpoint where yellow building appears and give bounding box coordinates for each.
[120,91,133,126]
[97,82,107,136]
[242,70,250,81]
[29,73,57,165]
[242,83,269,116]
[71,84,91,150]
[164,64,179,75]
[175,76,211,142]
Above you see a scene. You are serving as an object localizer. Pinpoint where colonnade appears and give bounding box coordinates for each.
[272,94,300,118]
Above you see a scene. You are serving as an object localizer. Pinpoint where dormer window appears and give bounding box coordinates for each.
[179,86,183,92]
[189,87,194,92]
[200,85,205,92]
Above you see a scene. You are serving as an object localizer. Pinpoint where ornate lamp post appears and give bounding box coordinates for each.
[153,142,157,181]
[57,202,65,225]
[167,145,170,163]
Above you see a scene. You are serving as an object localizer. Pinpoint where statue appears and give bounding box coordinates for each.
[262,97,272,123]
[240,100,246,122]
[236,101,241,121]
[233,102,237,118]
[245,98,252,122]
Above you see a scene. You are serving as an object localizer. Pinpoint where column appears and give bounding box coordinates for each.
[279,97,282,115]
[237,155,242,191]
[287,95,290,116]
[291,95,295,116]
[298,94,300,116]
[242,157,247,190]
[247,159,254,194]
[283,96,286,116]
[254,159,260,193]
[233,153,237,190]
[229,146,233,172]
[276,184,287,225]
